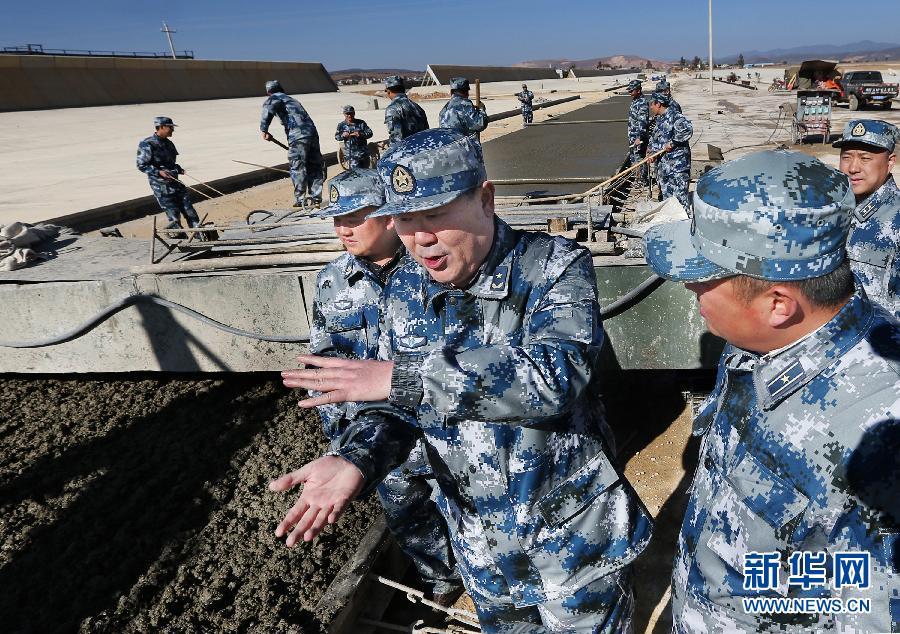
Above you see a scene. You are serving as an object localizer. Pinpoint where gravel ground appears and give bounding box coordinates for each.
[0,374,381,633]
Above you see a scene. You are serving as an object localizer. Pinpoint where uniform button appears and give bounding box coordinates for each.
[704,456,714,470]
[468,464,477,473]
[487,538,498,547]
[402,468,411,475]
[448,297,457,305]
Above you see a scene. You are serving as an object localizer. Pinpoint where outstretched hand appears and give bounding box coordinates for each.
[269,456,365,546]
[282,355,393,408]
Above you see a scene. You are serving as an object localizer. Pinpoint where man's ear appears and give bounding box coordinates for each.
[888,151,896,172]
[481,181,495,216]
[767,286,802,328]
[384,215,395,232]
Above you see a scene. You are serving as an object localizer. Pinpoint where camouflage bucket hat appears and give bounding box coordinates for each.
[649,92,671,107]
[626,80,642,91]
[315,168,386,218]
[265,80,282,93]
[342,105,355,114]
[369,128,487,218]
[154,116,176,127]
[450,77,470,92]
[655,79,670,91]
[643,149,854,282]
[384,75,404,91]
[832,118,897,151]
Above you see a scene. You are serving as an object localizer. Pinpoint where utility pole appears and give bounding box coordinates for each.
[161,20,177,59]
[708,0,714,94]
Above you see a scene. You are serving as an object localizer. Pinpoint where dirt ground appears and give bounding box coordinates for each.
[0,374,381,633]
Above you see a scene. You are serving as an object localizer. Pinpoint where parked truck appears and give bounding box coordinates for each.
[836,70,898,111]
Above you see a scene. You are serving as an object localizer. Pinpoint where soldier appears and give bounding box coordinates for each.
[136,116,202,232]
[648,92,693,211]
[654,78,682,114]
[626,79,650,185]
[270,129,652,632]
[384,75,429,147]
[260,80,324,208]
[438,77,488,137]
[334,105,374,169]
[515,83,535,124]
[285,168,462,604]
[833,118,900,315]
[643,149,900,633]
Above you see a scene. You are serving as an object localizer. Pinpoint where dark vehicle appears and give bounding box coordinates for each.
[836,70,898,111]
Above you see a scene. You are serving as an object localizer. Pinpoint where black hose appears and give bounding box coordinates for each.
[599,274,665,319]
[0,295,310,348]
[3,275,665,348]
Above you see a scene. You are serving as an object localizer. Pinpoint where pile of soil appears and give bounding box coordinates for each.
[0,374,381,633]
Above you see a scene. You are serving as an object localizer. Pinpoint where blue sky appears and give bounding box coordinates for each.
[3,1,900,69]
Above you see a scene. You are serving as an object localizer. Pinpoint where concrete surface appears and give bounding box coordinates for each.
[0,55,336,111]
[0,74,634,226]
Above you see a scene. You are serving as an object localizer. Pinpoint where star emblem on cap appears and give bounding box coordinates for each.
[391,165,415,194]
[851,122,866,137]
[330,184,339,203]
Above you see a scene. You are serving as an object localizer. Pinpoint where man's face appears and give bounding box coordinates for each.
[629,89,641,99]
[393,183,496,287]
[156,124,174,138]
[332,207,398,262]
[684,277,767,351]
[343,113,354,124]
[839,143,895,198]
[649,102,663,117]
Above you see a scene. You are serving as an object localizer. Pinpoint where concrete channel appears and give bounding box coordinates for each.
[0,93,715,632]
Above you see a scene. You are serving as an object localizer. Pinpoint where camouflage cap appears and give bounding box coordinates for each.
[384,75,405,91]
[153,116,176,127]
[450,77,470,92]
[369,128,486,218]
[626,79,642,92]
[315,168,386,218]
[649,92,671,107]
[342,104,355,115]
[655,79,671,91]
[265,80,283,93]
[643,149,854,282]
[832,118,897,151]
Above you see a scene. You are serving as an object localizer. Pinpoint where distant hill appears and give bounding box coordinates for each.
[517,54,669,70]
[330,68,423,82]
[720,41,900,64]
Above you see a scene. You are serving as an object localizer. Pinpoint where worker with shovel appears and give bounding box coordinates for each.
[136,116,203,233]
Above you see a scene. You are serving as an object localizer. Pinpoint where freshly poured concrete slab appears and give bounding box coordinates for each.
[0,76,633,227]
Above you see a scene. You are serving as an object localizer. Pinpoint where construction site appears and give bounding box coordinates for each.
[2,36,900,634]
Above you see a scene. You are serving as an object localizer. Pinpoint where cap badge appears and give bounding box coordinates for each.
[330,184,339,203]
[391,165,416,194]
[851,122,866,137]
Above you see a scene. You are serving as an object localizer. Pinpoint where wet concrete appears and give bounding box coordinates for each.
[483,96,631,197]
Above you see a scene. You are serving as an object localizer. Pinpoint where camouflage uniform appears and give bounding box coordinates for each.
[335,109,374,169]
[626,81,650,183]
[648,93,693,210]
[260,83,324,204]
[384,76,430,147]
[516,87,535,124]
[136,118,201,228]
[643,149,900,633]
[834,119,900,316]
[334,130,653,632]
[310,169,461,597]
[439,78,488,137]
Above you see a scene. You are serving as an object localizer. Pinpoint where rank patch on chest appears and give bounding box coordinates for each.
[766,359,805,398]
[851,122,866,137]
[391,165,416,194]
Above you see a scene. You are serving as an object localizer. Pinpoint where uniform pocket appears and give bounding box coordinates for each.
[537,450,620,528]
[324,309,364,333]
[705,452,809,575]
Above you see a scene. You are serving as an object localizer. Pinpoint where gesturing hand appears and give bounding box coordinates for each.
[281,355,393,407]
[269,456,365,546]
